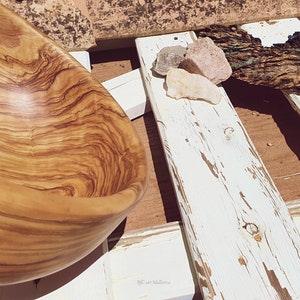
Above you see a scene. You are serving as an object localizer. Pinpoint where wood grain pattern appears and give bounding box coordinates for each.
[0,4,147,285]
[87,0,299,41]
[136,32,300,299]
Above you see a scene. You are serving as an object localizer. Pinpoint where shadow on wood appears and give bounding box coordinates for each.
[223,77,300,160]
[0,242,107,299]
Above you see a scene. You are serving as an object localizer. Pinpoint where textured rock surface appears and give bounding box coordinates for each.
[181,37,232,85]
[0,0,96,51]
[197,25,300,91]
[152,45,186,76]
[166,68,222,104]
[87,0,299,41]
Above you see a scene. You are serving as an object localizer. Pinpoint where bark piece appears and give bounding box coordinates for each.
[181,37,232,84]
[152,45,186,76]
[197,25,300,92]
[0,0,96,51]
[166,68,222,104]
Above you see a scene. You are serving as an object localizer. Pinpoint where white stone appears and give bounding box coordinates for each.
[165,68,222,104]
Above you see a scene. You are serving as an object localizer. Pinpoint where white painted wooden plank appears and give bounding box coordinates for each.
[102,68,150,120]
[108,221,199,300]
[136,32,300,300]
[70,51,91,72]
[287,200,300,232]
[282,91,300,115]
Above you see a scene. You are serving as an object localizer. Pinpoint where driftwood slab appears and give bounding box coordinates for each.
[87,0,299,41]
[0,0,96,51]
[197,25,300,91]
[136,31,300,299]
[0,4,147,285]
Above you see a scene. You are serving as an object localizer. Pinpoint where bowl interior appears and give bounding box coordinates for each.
[0,4,147,198]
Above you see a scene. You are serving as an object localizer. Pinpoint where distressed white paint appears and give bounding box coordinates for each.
[108,222,199,300]
[241,18,300,47]
[136,32,300,299]
[102,68,150,120]
[287,200,300,232]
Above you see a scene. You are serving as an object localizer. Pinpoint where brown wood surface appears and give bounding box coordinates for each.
[90,47,300,235]
[87,0,300,42]
[0,4,147,285]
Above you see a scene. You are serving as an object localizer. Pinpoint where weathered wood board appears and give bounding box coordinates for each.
[87,0,299,41]
[136,32,300,299]
[287,200,300,232]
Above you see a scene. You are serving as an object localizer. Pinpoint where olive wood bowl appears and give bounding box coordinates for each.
[0,4,148,285]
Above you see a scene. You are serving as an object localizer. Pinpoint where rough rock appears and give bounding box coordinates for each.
[180,37,232,85]
[152,45,186,76]
[1,0,96,51]
[166,68,222,104]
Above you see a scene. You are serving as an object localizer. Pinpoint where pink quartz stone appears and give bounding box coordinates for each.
[180,37,232,85]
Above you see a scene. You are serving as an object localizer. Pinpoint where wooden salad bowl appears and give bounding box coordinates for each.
[0,4,148,285]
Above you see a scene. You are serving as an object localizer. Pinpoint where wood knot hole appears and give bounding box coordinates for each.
[224,126,234,140]
[238,256,247,266]
[243,222,262,242]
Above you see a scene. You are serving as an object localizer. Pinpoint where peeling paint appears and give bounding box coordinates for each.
[200,151,218,178]
[263,263,292,300]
